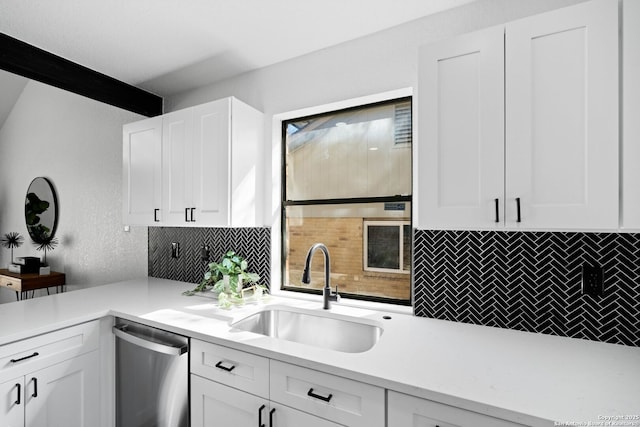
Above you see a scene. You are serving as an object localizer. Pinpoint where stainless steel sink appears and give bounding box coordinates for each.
[230,307,383,353]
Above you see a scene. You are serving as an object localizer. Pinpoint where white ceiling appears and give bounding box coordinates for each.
[1,0,476,99]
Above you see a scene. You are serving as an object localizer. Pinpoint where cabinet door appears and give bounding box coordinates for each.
[387,391,526,427]
[621,0,640,229]
[191,374,269,427]
[25,351,100,427]
[122,116,162,225]
[505,0,618,229]
[270,360,384,427]
[191,99,231,226]
[190,339,269,398]
[0,377,24,427]
[269,403,343,427]
[417,25,505,229]
[163,108,195,225]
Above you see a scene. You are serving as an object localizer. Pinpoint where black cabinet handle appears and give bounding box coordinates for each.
[31,378,38,398]
[10,352,39,363]
[190,207,196,222]
[516,197,522,222]
[494,198,499,223]
[269,408,276,427]
[258,404,266,427]
[154,208,160,222]
[185,208,190,222]
[307,388,333,402]
[14,383,21,405]
[215,361,236,372]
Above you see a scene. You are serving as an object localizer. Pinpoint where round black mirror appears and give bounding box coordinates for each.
[25,177,59,244]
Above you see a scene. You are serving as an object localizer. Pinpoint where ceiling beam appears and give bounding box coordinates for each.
[0,33,163,117]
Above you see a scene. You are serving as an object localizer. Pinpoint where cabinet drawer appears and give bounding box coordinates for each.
[270,360,384,427]
[0,320,100,382]
[388,391,528,427]
[0,276,21,292]
[190,339,269,398]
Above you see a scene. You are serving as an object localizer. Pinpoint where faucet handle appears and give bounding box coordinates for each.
[333,285,341,303]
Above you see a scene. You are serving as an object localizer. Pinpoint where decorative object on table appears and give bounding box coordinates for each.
[183,250,264,306]
[34,237,58,275]
[11,256,40,274]
[1,231,24,266]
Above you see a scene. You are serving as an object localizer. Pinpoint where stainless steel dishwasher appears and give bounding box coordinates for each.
[113,318,189,427]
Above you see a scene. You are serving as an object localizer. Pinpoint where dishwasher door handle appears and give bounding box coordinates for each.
[113,325,188,356]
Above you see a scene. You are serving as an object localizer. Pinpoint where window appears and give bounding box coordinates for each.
[364,221,411,274]
[282,97,412,304]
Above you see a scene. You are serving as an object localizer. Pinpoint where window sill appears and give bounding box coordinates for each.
[270,288,413,315]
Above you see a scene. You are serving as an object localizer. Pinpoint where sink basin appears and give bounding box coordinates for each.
[230,307,382,353]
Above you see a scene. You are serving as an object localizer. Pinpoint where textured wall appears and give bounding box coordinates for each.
[414,230,640,347]
[148,227,271,289]
[0,80,148,303]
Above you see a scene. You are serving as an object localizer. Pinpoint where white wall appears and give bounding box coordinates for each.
[0,80,148,303]
[165,0,587,226]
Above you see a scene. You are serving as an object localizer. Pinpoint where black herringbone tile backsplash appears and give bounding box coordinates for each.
[148,226,639,346]
[148,227,271,288]
[414,230,640,347]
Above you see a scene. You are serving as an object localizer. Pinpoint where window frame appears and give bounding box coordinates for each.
[280,95,413,306]
[363,220,411,275]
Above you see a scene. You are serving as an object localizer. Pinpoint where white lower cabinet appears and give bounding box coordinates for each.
[25,351,100,427]
[268,403,343,427]
[270,360,384,427]
[387,391,527,427]
[191,375,341,427]
[0,321,101,427]
[191,374,269,426]
[1,376,23,426]
[190,339,383,427]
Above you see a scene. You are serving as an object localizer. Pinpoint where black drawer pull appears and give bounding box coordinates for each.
[31,377,38,398]
[10,352,39,363]
[215,361,236,372]
[269,408,276,426]
[258,404,266,427]
[516,197,522,223]
[15,383,21,405]
[494,198,499,223]
[190,207,196,222]
[307,388,333,403]
[154,208,160,222]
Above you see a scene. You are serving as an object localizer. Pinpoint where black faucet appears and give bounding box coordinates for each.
[301,243,340,309]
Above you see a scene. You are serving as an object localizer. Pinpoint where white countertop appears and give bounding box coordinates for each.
[1,277,639,426]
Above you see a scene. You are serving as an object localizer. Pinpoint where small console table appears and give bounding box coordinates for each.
[0,269,66,301]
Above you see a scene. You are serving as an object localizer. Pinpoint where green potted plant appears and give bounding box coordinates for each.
[184,251,261,300]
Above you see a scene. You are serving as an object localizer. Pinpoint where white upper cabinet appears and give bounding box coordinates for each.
[124,96,263,227]
[418,25,505,229]
[418,0,619,230]
[122,117,163,225]
[505,0,618,229]
[191,101,232,226]
[621,0,640,229]
[162,108,194,225]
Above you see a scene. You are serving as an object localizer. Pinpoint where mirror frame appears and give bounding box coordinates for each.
[25,177,59,244]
